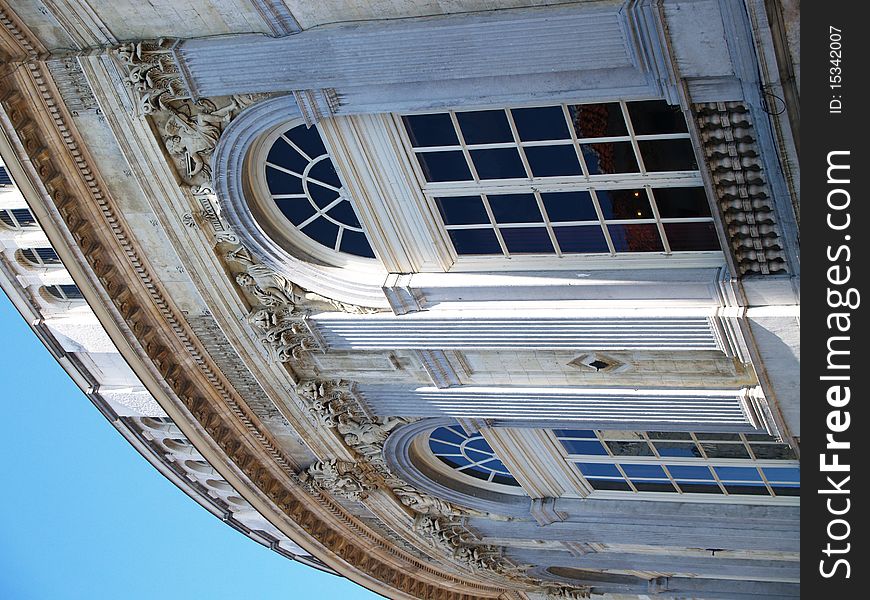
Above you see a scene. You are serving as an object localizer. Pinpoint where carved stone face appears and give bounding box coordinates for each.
[248,308,275,330]
[235,272,255,288]
[165,135,183,155]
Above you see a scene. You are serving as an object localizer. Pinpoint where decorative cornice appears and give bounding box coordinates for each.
[0,53,511,600]
[694,101,787,276]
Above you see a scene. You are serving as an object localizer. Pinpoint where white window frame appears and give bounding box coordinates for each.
[391,100,726,272]
[550,430,800,506]
[248,120,383,271]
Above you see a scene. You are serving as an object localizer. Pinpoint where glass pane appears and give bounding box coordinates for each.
[648,431,692,440]
[267,139,309,173]
[701,443,751,459]
[582,142,639,174]
[667,465,714,480]
[266,167,304,195]
[590,479,633,491]
[628,100,688,135]
[448,229,502,255]
[403,114,458,147]
[606,441,654,457]
[664,222,720,251]
[695,433,743,441]
[327,200,361,228]
[554,429,597,439]
[512,106,571,141]
[499,227,554,254]
[301,217,339,248]
[632,481,676,492]
[654,441,702,458]
[751,444,798,460]
[620,464,666,478]
[678,483,723,494]
[714,466,763,482]
[308,181,340,209]
[724,484,769,496]
[286,123,327,157]
[416,151,473,182]
[339,230,375,258]
[596,189,653,220]
[653,187,711,218]
[607,223,664,252]
[435,196,490,225]
[576,463,622,478]
[524,145,582,177]
[465,437,492,452]
[456,110,514,144]
[488,194,543,223]
[639,139,698,171]
[274,198,315,225]
[471,148,527,179]
[560,439,608,455]
[569,103,628,138]
[429,440,460,456]
[541,191,598,222]
[308,159,343,188]
[492,473,520,486]
[772,486,800,496]
[464,448,492,462]
[554,225,610,254]
[762,467,800,483]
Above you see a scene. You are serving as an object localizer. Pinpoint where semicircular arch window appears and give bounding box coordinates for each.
[428,425,520,487]
[264,124,375,259]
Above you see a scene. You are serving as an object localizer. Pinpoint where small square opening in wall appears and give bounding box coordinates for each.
[568,353,631,373]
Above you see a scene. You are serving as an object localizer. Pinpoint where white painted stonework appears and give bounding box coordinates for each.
[0,1,800,598]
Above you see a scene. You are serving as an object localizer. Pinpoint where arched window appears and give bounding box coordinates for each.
[261,123,375,259]
[399,100,719,259]
[555,429,799,499]
[0,208,37,230]
[18,247,61,268]
[43,284,84,301]
[428,424,520,488]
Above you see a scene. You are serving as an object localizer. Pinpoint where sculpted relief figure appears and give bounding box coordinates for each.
[246,306,317,362]
[301,459,372,501]
[335,414,406,458]
[392,486,455,517]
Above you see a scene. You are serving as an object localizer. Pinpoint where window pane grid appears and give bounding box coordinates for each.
[556,430,798,498]
[265,124,375,259]
[428,425,520,487]
[402,101,715,258]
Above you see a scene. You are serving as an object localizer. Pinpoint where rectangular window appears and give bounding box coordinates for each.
[400,101,719,259]
[554,429,799,500]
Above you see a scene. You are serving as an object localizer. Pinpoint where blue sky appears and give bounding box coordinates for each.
[0,293,378,600]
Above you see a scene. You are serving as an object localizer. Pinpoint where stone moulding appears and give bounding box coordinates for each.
[0,51,512,600]
[693,101,787,276]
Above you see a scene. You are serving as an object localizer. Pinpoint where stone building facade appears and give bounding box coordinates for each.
[0,1,799,598]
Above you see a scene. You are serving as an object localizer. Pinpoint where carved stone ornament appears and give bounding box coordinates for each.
[297,378,407,459]
[543,585,593,600]
[392,485,455,517]
[694,101,787,276]
[300,459,373,501]
[413,515,509,574]
[113,39,266,185]
[113,38,187,114]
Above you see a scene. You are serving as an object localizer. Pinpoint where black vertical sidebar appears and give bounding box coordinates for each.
[802,2,868,596]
